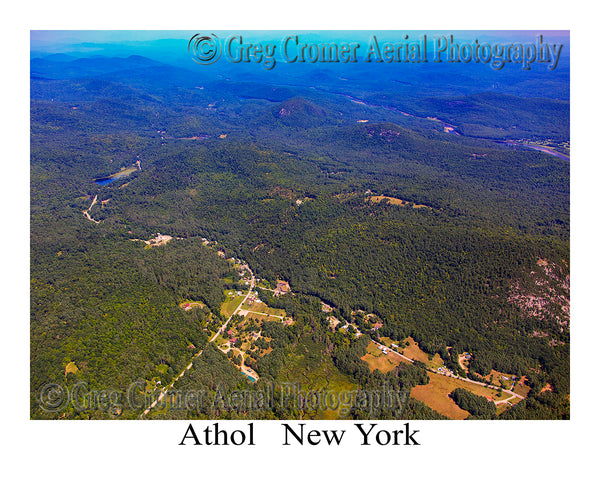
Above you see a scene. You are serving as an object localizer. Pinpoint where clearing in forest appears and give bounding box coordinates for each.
[411,371,514,419]
[368,195,432,209]
[361,342,406,373]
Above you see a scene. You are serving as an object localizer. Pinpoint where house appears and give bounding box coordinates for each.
[276,280,290,295]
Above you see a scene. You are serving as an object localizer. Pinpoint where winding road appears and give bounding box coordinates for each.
[139,253,522,418]
[83,195,100,224]
[370,338,525,404]
[140,263,256,418]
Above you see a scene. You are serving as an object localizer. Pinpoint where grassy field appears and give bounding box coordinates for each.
[482,369,518,388]
[370,337,445,370]
[428,353,445,370]
[102,166,137,182]
[411,373,471,420]
[64,361,79,376]
[179,299,206,310]
[411,371,512,419]
[361,342,407,373]
[513,380,531,398]
[368,195,431,209]
[369,195,410,206]
[220,291,246,317]
[400,337,430,363]
[397,337,444,370]
[244,301,286,318]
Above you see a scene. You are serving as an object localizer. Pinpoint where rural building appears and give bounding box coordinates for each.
[276,280,290,295]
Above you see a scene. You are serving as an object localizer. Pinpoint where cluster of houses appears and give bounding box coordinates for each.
[246,293,260,307]
[226,329,238,347]
[377,344,389,355]
[340,324,362,338]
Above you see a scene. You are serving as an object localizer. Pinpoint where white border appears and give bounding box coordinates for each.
[6,1,597,477]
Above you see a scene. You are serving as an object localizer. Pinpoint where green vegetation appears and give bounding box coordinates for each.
[449,388,498,419]
[30,236,232,418]
[30,52,569,420]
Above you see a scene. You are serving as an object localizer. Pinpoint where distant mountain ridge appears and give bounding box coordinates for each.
[30,54,165,79]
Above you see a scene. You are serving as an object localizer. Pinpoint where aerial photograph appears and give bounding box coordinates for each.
[30,30,570,421]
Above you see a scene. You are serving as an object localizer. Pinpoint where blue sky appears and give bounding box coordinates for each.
[31,30,570,49]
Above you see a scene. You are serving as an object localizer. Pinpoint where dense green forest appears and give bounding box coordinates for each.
[30,52,569,420]
[450,388,498,419]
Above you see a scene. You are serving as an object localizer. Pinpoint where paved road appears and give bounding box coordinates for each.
[210,265,255,342]
[370,339,525,401]
[141,263,524,417]
[140,263,256,418]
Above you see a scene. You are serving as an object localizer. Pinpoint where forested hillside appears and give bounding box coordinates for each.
[30,51,569,420]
